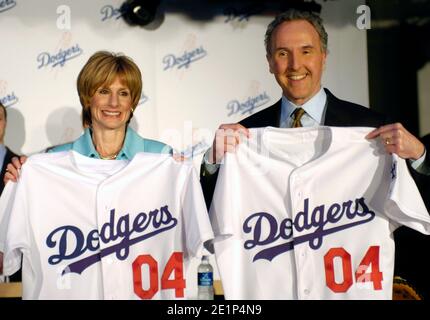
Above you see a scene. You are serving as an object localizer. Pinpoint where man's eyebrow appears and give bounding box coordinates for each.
[302,45,315,50]
[274,44,315,51]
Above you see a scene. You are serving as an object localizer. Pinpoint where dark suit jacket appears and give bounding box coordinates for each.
[393,133,430,299]
[0,146,22,282]
[200,88,430,298]
[0,147,18,195]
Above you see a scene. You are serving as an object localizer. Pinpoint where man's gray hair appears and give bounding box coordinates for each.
[265,9,328,55]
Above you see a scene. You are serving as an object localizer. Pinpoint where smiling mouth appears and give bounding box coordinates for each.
[287,74,307,81]
[102,111,121,116]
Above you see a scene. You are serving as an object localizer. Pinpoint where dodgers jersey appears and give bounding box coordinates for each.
[0,151,213,299]
[209,126,430,300]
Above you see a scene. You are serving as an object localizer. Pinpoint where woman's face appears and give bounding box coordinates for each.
[89,76,133,132]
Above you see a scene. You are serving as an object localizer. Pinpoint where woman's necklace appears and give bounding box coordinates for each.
[92,130,123,160]
[100,152,119,160]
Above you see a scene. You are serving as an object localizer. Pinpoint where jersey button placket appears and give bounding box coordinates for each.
[295,175,302,199]
[97,183,114,299]
[291,173,307,299]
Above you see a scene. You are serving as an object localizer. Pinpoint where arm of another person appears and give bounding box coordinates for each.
[1,156,25,276]
[3,156,27,185]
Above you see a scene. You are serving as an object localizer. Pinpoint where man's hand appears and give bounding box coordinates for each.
[3,156,27,184]
[366,123,425,160]
[208,123,250,164]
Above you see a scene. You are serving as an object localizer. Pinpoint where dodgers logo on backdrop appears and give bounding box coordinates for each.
[46,205,177,275]
[0,91,19,107]
[0,0,16,13]
[100,4,123,21]
[162,46,207,71]
[227,92,270,117]
[243,197,376,262]
[223,4,264,23]
[37,44,83,69]
[138,92,148,106]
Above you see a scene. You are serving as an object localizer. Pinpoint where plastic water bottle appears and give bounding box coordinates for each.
[197,255,214,300]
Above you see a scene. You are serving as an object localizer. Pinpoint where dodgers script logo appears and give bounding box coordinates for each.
[46,205,177,275]
[223,5,264,23]
[0,0,16,13]
[0,91,18,107]
[163,46,207,70]
[37,44,83,69]
[391,161,397,180]
[243,197,375,261]
[227,92,270,117]
[100,4,123,21]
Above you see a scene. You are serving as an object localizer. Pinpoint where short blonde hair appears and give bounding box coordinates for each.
[78,51,142,128]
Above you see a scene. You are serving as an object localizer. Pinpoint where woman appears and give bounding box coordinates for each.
[4,51,172,181]
[0,51,181,290]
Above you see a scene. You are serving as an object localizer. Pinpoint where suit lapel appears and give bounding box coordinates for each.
[1,148,12,194]
[266,99,282,127]
[2,148,16,174]
[240,99,282,128]
[323,89,353,126]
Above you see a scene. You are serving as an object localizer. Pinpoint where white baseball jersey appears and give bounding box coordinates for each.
[0,151,213,300]
[210,126,430,300]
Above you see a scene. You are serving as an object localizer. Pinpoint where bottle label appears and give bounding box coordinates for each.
[198,272,213,286]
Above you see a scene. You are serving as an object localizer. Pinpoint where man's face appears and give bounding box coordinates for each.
[0,108,6,143]
[267,20,327,105]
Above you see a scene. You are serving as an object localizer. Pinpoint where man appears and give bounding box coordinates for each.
[200,9,430,298]
[201,9,428,207]
[0,102,21,282]
[0,103,18,195]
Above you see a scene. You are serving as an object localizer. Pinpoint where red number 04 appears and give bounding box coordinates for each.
[324,246,383,293]
[132,252,186,299]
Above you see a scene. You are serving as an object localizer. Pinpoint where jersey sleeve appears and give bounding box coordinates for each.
[0,177,29,276]
[385,155,430,233]
[181,165,214,258]
[208,152,241,242]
